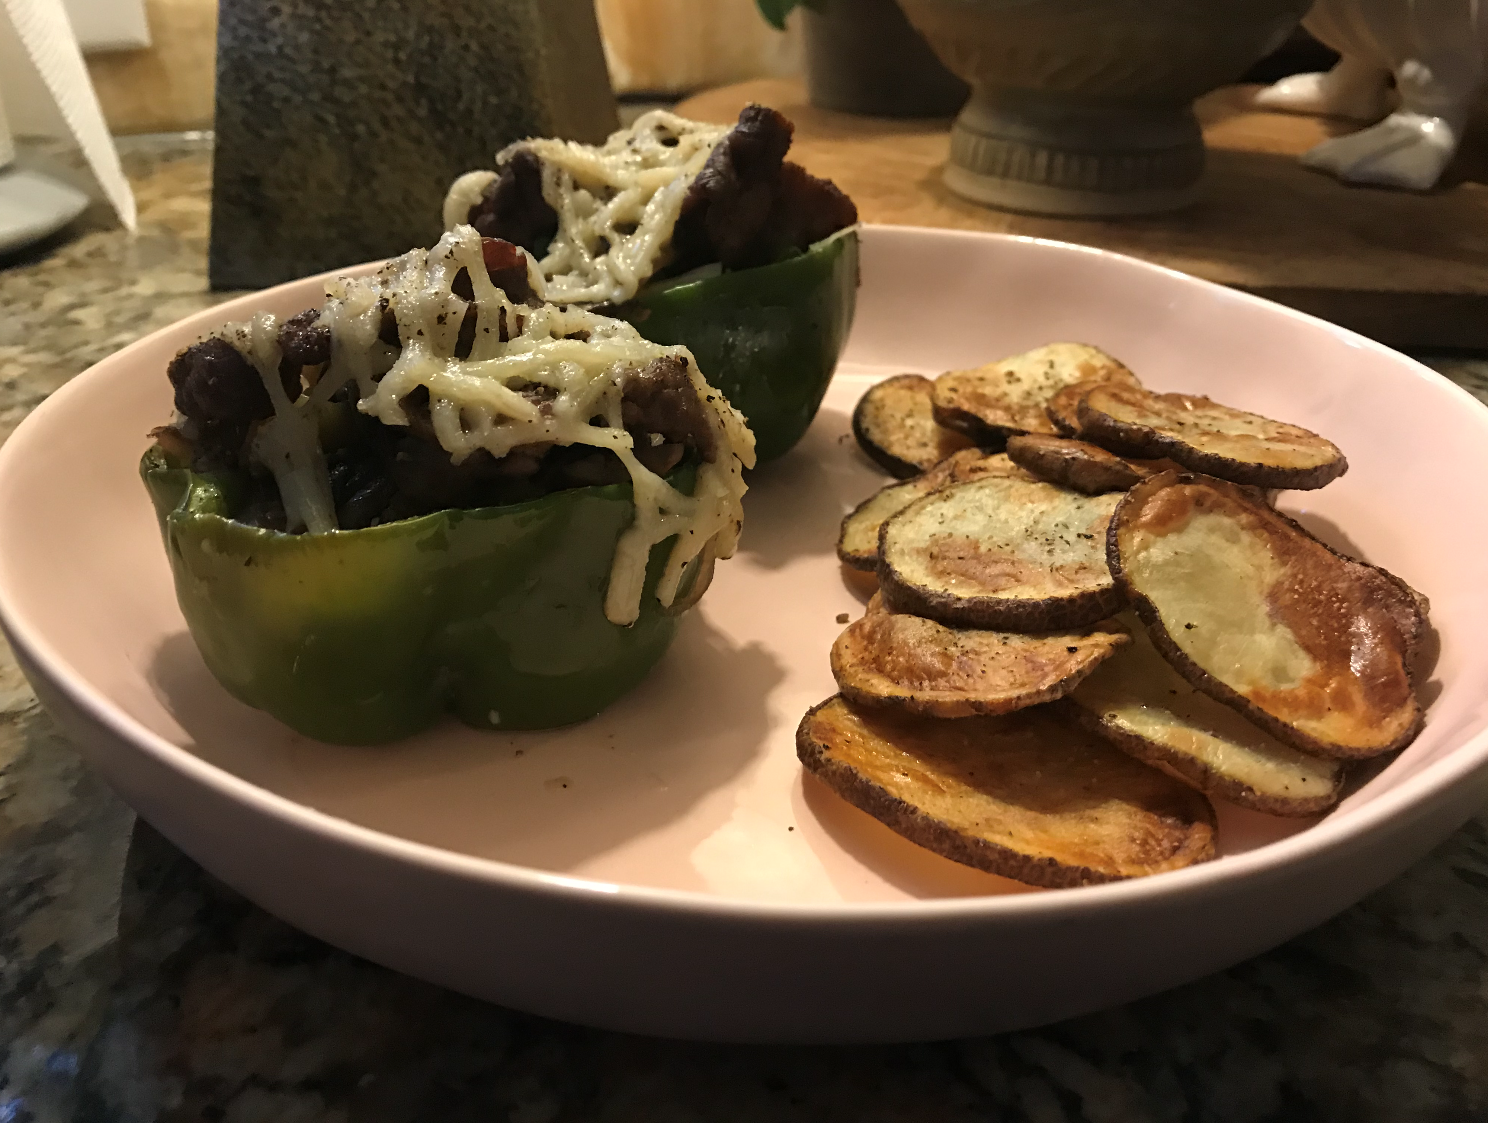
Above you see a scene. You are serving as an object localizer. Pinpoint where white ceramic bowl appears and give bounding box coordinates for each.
[3,226,1487,1043]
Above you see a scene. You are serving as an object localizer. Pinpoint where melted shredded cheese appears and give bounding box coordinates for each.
[445,110,728,307]
[212,225,755,626]
[221,314,339,536]
[442,169,498,232]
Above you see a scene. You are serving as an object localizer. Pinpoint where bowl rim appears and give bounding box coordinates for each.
[4,222,1487,924]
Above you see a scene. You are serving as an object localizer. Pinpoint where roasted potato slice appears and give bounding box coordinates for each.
[933,343,1140,445]
[1066,614,1344,816]
[1079,383,1347,490]
[1110,472,1424,759]
[838,480,935,571]
[1045,379,1103,437]
[797,696,1217,887]
[836,451,1029,570]
[1006,434,1143,494]
[831,605,1128,718]
[928,448,1034,487]
[853,374,976,478]
[879,476,1124,630]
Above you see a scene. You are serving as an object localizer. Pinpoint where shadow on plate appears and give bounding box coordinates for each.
[839,565,878,607]
[1284,508,1371,565]
[741,405,891,570]
[148,612,786,875]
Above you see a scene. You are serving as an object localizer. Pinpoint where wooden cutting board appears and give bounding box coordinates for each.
[677,79,1488,350]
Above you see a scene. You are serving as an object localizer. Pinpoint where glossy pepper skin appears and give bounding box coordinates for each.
[141,447,697,745]
[617,228,858,463]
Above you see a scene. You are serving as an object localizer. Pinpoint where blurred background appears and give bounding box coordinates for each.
[0,0,1332,138]
[3,0,797,138]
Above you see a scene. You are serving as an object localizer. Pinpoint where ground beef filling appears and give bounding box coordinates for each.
[464,104,857,277]
[469,148,557,254]
[157,247,716,533]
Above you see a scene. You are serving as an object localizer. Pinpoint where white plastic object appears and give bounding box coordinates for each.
[1255,2,1488,190]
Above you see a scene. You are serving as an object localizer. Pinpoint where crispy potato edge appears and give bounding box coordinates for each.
[876,513,1126,631]
[836,488,898,571]
[795,698,1125,888]
[829,617,1129,719]
[929,401,1015,448]
[796,697,1218,888]
[1057,700,1344,818]
[1106,472,1426,761]
[1077,394,1349,492]
[853,383,928,478]
[1005,434,1142,495]
[874,478,1127,632]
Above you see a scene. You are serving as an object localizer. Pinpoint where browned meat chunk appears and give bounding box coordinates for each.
[467,108,855,279]
[468,149,557,253]
[671,104,794,270]
[170,336,266,428]
[167,336,278,428]
[771,161,858,255]
[519,383,557,411]
[481,237,535,303]
[673,105,858,271]
[672,105,791,272]
[167,334,306,472]
[622,355,717,462]
[164,328,712,529]
[451,238,536,306]
[278,309,331,369]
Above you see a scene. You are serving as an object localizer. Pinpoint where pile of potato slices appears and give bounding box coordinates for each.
[800,343,1429,890]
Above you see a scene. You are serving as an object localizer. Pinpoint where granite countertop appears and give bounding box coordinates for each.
[3,137,1488,1123]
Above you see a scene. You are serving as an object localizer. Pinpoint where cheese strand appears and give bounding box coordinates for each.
[214,225,754,626]
[446,110,728,307]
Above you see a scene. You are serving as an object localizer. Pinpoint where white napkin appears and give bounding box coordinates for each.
[0,0,135,230]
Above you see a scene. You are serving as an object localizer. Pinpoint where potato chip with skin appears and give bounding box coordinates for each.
[836,451,1030,570]
[1109,471,1423,759]
[831,604,1128,718]
[1045,379,1104,437]
[797,696,1217,888]
[1006,434,1143,494]
[1065,613,1346,816]
[852,373,974,478]
[879,474,1124,632]
[1079,383,1347,491]
[932,343,1140,444]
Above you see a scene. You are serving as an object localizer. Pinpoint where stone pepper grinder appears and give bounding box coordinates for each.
[209,0,618,290]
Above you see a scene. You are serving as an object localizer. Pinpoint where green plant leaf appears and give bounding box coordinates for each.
[755,0,801,31]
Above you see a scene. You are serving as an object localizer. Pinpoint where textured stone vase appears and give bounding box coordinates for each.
[894,0,1311,216]
[210,0,618,289]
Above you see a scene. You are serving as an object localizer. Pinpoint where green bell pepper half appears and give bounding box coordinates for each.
[617,227,858,463]
[141,447,698,745]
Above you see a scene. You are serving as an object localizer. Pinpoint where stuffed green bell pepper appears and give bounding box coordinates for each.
[145,227,754,745]
[443,104,859,462]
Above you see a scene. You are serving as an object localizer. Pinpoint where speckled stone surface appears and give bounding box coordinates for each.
[4,137,1488,1122]
[209,0,618,289]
